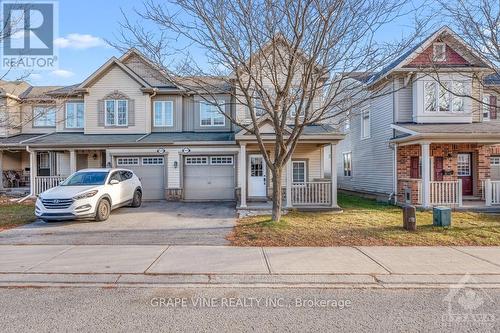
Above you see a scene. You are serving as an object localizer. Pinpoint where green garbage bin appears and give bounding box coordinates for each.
[433,206,451,227]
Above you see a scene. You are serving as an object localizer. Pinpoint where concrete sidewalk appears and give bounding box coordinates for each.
[1,245,500,288]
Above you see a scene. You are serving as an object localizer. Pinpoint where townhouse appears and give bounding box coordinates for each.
[0,48,343,210]
[335,26,500,209]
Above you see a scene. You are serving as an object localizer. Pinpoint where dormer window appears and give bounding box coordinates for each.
[432,42,446,62]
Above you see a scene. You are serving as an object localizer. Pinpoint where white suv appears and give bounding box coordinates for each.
[35,168,143,222]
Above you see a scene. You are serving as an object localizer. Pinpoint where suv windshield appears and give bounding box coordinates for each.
[61,171,109,186]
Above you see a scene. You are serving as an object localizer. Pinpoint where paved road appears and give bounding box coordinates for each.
[0,287,498,332]
[0,201,236,245]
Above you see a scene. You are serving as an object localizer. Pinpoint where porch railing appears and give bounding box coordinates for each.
[416,180,462,206]
[34,176,66,195]
[291,182,331,206]
[485,179,500,206]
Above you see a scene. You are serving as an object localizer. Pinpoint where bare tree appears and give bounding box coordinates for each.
[114,0,427,221]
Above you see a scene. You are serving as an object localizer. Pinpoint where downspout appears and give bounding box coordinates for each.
[17,146,34,202]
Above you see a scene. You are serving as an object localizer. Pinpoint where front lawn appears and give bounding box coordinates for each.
[0,197,36,231]
[228,194,500,246]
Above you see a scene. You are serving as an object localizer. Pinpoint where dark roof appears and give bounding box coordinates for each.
[46,84,82,96]
[19,86,64,99]
[139,132,235,143]
[24,133,147,146]
[395,122,500,134]
[294,124,339,135]
[484,73,500,85]
[0,133,46,146]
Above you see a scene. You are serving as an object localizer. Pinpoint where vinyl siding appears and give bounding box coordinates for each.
[396,78,413,123]
[84,65,148,134]
[336,83,395,196]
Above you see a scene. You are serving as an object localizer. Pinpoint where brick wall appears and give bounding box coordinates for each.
[405,44,469,67]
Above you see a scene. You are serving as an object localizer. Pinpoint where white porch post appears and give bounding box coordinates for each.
[421,143,431,208]
[485,179,492,207]
[69,149,77,174]
[239,143,247,208]
[286,157,293,208]
[29,150,37,195]
[0,150,3,191]
[330,143,338,208]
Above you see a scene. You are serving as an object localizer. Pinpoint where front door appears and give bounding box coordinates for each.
[457,153,473,196]
[77,154,88,171]
[248,154,266,197]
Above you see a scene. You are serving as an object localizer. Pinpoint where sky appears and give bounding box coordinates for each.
[2,0,439,87]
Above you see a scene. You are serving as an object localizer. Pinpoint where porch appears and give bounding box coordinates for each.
[237,142,339,210]
[396,142,500,209]
[0,149,106,196]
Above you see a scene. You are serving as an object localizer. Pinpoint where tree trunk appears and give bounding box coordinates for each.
[271,167,283,222]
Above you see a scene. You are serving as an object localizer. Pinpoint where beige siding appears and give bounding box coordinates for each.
[84,65,148,134]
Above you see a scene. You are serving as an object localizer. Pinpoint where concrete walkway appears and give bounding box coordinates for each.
[1,245,500,288]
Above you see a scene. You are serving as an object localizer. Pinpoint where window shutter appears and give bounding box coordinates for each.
[128,99,135,126]
[490,95,497,120]
[98,100,105,126]
[410,156,420,179]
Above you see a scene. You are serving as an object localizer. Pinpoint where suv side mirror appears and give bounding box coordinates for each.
[109,179,120,185]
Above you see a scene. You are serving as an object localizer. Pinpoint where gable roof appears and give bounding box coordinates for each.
[77,56,152,90]
[368,26,493,86]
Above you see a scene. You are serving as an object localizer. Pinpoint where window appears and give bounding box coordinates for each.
[109,171,122,183]
[210,156,233,165]
[250,156,264,177]
[424,80,466,113]
[105,100,128,126]
[65,102,84,128]
[432,42,446,62]
[457,154,471,176]
[39,152,50,168]
[361,110,370,139]
[289,88,307,118]
[343,152,352,177]
[491,156,500,165]
[483,94,491,121]
[344,117,350,131]
[119,171,133,180]
[33,106,56,127]
[142,157,164,165]
[116,157,139,166]
[292,161,306,183]
[200,101,225,126]
[185,156,208,165]
[154,101,173,127]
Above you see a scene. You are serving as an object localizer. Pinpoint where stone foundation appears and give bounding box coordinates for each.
[165,188,182,201]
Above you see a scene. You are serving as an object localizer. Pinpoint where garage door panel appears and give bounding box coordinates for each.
[184,156,235,201]
[116,156,165,200]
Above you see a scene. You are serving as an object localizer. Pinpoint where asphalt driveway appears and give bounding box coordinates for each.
[0,201,236,245]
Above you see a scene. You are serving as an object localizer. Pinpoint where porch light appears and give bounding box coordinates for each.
[92,153,98,160]
[174,161,178,168]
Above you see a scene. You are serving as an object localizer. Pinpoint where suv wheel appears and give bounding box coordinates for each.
[131,190,142,208]
[95,199,110,221]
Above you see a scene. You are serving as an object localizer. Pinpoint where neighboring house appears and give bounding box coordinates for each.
[334,26,500,208]
[0,48,343,210]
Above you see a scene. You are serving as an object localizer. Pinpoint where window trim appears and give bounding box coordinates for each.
[142,157,165,166]
[292,160,307,184]
[432,42,446,62]
[153,100,174,127]
[185,156,209,165]
[491,156,500,166]
[105,99,128,127]
[361,109,371,140]
[423,80,466,114]
[210,156,234,165]
[483,94,491,121]
[33,106,57,128]
[65,101,85,129]
[342,152,352,177]
[199,100,225,127]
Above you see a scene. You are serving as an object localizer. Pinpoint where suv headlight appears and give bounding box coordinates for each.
[73,190,98,200]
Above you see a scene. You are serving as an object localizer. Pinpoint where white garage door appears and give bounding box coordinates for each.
[184,155,235,201]
[116,156,165,200]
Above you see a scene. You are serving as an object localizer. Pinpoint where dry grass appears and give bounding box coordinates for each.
[228,194,500,246]
[0,197,36,231]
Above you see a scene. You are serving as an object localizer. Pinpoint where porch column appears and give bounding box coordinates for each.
[330,143,338,208]
[29,150,37,196]
[239,143,247,208]
[421,143,431,208]
[0,150,3,191]
[285,157,293,208]
[69,149,77,174]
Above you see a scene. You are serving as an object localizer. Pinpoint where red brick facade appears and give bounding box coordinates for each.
[397,143,499,204]
[404,43,469,67]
